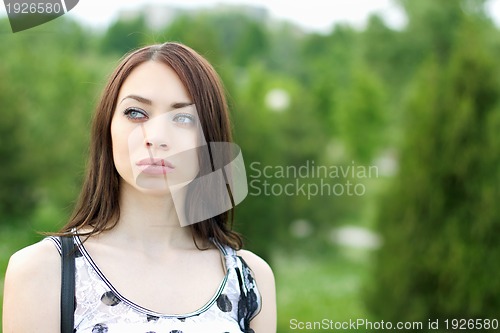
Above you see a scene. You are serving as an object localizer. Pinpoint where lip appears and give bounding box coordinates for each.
[136,158,175,175]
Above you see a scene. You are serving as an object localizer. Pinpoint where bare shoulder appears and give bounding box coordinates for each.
[237,249,274,281]
[5,239,61,285]
[237,249,277,333]
[7,239,60,270]
[3,240,61,332]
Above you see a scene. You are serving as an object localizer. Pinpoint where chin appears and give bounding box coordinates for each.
[135,184,172,196]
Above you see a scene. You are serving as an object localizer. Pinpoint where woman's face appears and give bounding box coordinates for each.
[110,61,205,195]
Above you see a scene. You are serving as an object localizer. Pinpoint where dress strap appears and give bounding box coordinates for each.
[44,236,63,255]
[210,238,262,330]
[44,235,82,258]
[211,238,239,271]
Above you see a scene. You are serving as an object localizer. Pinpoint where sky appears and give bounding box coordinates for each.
[1,0,500,33]
[66,0,406,32]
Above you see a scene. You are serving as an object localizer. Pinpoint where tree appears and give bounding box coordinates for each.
[101,15,148,55]
[0,65,36,218]
[369,17,500,324]
[334,64,387,163]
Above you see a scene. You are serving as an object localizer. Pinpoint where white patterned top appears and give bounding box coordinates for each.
[46,235,261,333]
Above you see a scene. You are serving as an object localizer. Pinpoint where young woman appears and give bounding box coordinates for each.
[2,42,276,333]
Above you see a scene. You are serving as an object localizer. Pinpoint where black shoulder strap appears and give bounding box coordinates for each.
[60,236,75,333]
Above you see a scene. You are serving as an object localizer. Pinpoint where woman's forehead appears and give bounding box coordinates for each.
[118,61,191,106]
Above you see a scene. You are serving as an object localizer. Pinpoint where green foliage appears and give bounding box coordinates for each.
[369,15,500,325]
[161,14,224,65]
[2,1,500,328]
[334,64,388,163]
[0,66,35,217]
[162,11,271,67]
[0,17,108,228]
[101,15,149,55]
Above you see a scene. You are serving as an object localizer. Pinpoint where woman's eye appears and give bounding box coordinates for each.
[173,113,196,125]
[124,108,147,121]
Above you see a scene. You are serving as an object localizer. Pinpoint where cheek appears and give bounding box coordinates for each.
[110,119,135,177]
[165,130,200,186]
[170,126,202,159]
[172,127,201,149]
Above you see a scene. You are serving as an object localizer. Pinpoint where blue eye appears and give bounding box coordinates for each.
[124,108,148,121]
[173,113,196,125]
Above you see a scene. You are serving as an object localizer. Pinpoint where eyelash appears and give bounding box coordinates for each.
[173,113,196,124]
[123,108,196,125]
[123,107,147,121]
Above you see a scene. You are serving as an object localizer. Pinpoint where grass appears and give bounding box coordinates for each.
[273,246,375,332]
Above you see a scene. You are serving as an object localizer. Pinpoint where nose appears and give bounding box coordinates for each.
[141,117,170,150]
[145,140,168,149]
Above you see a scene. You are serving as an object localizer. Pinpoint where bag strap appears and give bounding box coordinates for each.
[60,236,75,333]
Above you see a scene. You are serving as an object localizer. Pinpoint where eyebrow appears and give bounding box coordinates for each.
[120,94,194,109]
[120,94,152,105]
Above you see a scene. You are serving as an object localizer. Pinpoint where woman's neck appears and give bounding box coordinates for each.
[101,182,196,252]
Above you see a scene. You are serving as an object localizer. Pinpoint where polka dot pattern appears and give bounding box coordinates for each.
[100,291,121,306]
[146,315,159,322]
[91,323,108,333]
[216,294,233,312]
[46,236,262,333]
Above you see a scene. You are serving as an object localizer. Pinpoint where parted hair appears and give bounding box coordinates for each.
[56,42,243,250]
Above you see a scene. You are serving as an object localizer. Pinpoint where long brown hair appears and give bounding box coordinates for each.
[57,42,243,250]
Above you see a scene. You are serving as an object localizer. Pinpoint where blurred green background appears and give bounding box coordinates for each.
[1,0,500,332]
